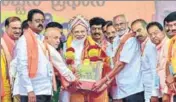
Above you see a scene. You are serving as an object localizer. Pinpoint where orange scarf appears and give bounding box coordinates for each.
[24,29,57,91]
[1,33,15,97]
[112,33,135,86]
[24,28,38,78]
[2,33,15,56]
[1,33,15,68]
[113,33,135,64]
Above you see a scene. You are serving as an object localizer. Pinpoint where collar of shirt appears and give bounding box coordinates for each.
[156,37,167,51]
[119,29,131,40]
[34,33,44,41]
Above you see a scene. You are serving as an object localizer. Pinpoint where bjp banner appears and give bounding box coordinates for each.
[1,1,155,36]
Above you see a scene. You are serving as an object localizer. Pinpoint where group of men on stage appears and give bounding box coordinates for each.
[0,9,176,102]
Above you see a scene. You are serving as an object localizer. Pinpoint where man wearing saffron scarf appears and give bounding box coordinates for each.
[147,22,171,102]
[113,14,130,37]
[164,11,176,101]
[1,16,22,102]
[131,19,158,102]
[89,17,109,52]
[59,15,111,102]
[92,20,144,102]
[13,9,77,102]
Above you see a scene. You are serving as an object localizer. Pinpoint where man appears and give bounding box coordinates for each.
[59,15,111,102]
[147,22,171,102]
[1,16,22,102]
[164,11,176,101]
[113,14,130,37]
[92,20,144,102]
[105,22,120,67]
[44,22,62,49]
[44,22,63,102]
[13,9,77,102]
[89,17,108,52]
[102,20,112,36]
[21,20,29,35]
[105,21,120,101]
[105,22,118,44]
[131,19,158,102]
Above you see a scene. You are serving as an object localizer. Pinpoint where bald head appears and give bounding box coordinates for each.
[113,14,127,23]
[131,19,147,29]
[44,22,63,49]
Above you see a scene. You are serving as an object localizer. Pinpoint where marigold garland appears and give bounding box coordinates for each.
[65,35,101,66]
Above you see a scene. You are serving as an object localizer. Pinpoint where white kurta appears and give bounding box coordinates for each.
[141,39,158,102]
[59,39,85,102]
[12,34,76,96]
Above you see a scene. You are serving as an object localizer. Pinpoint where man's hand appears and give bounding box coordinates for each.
[165,75,176,92]
[91,79,105,92]
[67,72,82,92]
[169,82,176,93]
[151,96,159,102]
[28,91,36,102]
[166,75,174,85]
[73,72,81,87]
[162,94,170,102]
[95,83,108,93]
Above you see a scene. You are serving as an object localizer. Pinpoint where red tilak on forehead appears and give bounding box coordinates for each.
[116,17,120,21]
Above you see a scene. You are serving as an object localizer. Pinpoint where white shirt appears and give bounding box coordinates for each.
[13,33,75,96]
[115,37,144,99]
[141,39,158,102]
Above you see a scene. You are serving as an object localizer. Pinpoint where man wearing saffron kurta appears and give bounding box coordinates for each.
[131,19,158,102]
[59,15,111,102]
[147,21,171,102]
[164,11,176,101]
[89,17,109,52]
[13,9,77,102]
[1,16,22,102]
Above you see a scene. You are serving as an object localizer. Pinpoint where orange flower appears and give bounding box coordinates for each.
[65,47,75,65]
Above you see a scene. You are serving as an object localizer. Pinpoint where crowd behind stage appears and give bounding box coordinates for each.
[1,9,176,102]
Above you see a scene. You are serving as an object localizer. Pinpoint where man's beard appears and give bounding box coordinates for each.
[117,28,129,37]
[73,37,86,44]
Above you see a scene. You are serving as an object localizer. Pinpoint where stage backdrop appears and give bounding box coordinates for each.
[155,1,176,25]
[1,1,155,35]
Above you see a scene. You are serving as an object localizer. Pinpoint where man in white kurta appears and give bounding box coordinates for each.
[131,19,158,102]
[13,9,76,102]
